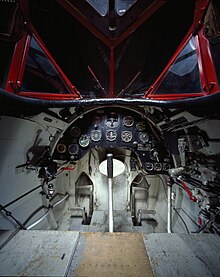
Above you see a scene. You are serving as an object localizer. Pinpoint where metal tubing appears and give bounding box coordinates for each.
[167,184,172,233]
[107,153,113,233]
[1,185,41,210]
[108,178,113,233]
[26,193,69,230]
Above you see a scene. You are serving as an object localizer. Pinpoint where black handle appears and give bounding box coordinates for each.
[107,153,113,178]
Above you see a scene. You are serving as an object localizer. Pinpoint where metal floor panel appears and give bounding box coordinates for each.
[68,232,153,277]
[0,230,79,277]
[143,233,220,277]
[0,231,219,276]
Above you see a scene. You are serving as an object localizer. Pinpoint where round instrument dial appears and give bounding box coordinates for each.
[163,163,171,171]
[71,126,81,137]
[121,131,132,142]
[123,116,134,127]
[106,130,117,141]
[56,143,67,154]
[79,135,90,147]
[68,144,79,155]
[145,162,154,171]
[154,163,163,171]
[136,121,146,131]
[91,130,102,142]
[139,132,149,144]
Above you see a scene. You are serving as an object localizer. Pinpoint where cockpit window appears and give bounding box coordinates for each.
[155,37,202,94]
[115,0,137,16]
[85,0,108,16]
[85,0,137,16]
[0,41,14,88]
[21,36,70,94]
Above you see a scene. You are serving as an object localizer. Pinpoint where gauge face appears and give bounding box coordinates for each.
[121,131,132,142]
[56,143,67,154]
[91,130,102,142]
[139,132,149,144]
[71,126,81,137]
[163,163,171,171]
[154,163,163,171]
[106,130,117,141]
[145,162,154,171]
[79,135,90,147]
[136,121,146,131]
[105,112,119,128]
[68,144,79,155]
[123,116,134,127]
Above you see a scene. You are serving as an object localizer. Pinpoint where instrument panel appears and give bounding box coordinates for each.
[53,108,171,173]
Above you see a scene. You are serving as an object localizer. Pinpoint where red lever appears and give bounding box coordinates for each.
[179,179,197,202]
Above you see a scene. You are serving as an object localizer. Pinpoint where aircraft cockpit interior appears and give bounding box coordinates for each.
[0,0,220,276]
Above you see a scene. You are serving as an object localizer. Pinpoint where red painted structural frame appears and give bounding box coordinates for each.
[145,0,219,100]
[5,25,80,99]
[5,0,218,101]
[145,26,219,100]
[58,0,166,98]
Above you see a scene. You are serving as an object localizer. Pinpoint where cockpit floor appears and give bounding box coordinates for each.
[69,232,153,277]
[0,230,219,276]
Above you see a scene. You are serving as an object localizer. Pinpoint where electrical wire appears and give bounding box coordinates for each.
[0,205,27,230]
[173,207,190,234]
[158,176,191,234]
[176,207,199,227]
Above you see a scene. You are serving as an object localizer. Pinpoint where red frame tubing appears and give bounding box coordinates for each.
[145,0,212,100]
[195,28,219,94]
[57,0,167,98]
[110,47,114,97]
[57,0,111,47]
[5,26,80,99]
[144,29,201,100]
[5,34,27,93]
[113,1,166,47]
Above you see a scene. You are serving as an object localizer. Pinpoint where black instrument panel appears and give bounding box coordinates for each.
[53,108,171,173]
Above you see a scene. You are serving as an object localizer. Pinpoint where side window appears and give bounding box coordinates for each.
[86,0,108,16]
[155,37,202,94]
[115,0,137,16]
[0,41,14,88]
[21,37,70,94]
[210,40,220,88]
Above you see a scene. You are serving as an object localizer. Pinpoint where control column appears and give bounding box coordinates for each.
[107,153,113,233]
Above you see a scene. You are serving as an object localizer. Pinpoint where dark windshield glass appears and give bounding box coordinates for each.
[210,39,220,87]
[0,41,14,88]
[115,0,137,16]
[21,36,69,93]
[86,0,108,16]
[155,37,202,94]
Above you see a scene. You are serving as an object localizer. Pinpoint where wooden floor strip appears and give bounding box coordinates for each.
[70,232,153,277]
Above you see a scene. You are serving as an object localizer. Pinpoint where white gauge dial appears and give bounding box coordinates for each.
[121,131,132,142]
[123,116,134,127]
[106,130,117,141]
[139,132,149,143]
[91,130,102,142]
[79,135,90,147]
